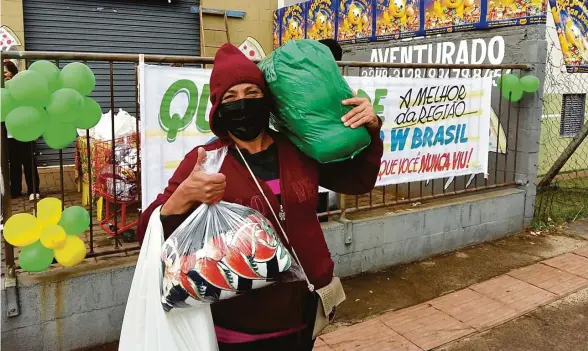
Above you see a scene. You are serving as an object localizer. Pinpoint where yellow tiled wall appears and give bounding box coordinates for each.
[1,0,277,57]
[1,0,25,50]
[201,0,278,56]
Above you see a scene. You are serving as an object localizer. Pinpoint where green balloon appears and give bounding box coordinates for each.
[58,206,91,235]
[1,88,18,122]
[19,241,54,272]
[7,70,50,108]
[520,75,540,93]
[502,85,524,102]
[43,121,77,150]
[28,60,61,93]
[46,88,84,124]
[498,74,519,91]
[5,106,47,142]
[498,74,522,101]
[76,97,102,129]
[59,62,96,96]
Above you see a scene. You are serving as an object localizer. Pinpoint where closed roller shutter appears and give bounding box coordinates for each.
[23,0,200,166]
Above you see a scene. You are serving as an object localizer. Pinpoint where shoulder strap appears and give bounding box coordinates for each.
[236,147,315,292]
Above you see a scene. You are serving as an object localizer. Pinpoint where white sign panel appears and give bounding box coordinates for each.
[140,65,492,208]
[346,76,491,185]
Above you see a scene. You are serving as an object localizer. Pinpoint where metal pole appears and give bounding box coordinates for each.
[109,62,120,248]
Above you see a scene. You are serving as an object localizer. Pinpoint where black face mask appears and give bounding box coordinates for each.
[215,97,270,141]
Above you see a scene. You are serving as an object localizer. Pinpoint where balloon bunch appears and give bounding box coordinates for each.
[3,198,90,272]
[497,74,541,102]
[1,61,101,149]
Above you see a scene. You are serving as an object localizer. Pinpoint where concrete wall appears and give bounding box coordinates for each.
[1,261,136,351]
[201,0,278,56]
[1,0,25,51]
[341,25,546,228]
[1,189,525,351]
[329,189,525,277]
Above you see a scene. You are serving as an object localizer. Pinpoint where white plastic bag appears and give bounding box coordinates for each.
[161,147,303,310]
[119,206,218,351]
[80,109,138,140]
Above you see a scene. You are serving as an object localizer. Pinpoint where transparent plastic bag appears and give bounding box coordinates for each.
[160,147,303,311]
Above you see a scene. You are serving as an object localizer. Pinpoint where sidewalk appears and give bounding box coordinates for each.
[315,245,588,351]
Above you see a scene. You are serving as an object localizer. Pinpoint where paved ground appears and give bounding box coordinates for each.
[82,225,588,351]
[315,245,588,351]
[438,287,588,351]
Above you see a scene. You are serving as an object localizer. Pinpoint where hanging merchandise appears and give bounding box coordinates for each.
[258,39,371,163]
[160,147,302,310]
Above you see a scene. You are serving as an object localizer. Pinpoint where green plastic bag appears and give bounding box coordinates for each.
[259,40,371,163]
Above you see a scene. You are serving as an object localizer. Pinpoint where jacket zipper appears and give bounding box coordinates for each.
[277,149,286,223]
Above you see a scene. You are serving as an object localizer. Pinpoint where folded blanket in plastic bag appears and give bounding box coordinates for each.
[259,39,371,163]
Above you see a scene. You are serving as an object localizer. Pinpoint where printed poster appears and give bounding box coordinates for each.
[486,0,547,27]
[281,3,306,45]
[307,0,338,40]
[273,9,282,49]
[337,0,374,43]
[375,0,422,40]
[140,65,492,207]
[549,0,588,72]
[424,0,482,35]
[345,76,492,184]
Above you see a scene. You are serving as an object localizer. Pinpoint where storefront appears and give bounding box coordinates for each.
[20,0,201,166]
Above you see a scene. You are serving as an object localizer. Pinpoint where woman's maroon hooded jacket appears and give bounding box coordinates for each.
[136,44,384,334]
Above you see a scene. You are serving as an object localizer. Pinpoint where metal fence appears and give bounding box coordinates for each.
[1,50,529,276]
[534,36,588,226]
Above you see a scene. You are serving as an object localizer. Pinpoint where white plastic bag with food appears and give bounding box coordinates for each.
[119,206,218,351]
[160,147,303,310]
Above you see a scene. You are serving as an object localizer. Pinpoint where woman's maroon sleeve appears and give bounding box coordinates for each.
[136,147,201,245]
[318,119,384,195]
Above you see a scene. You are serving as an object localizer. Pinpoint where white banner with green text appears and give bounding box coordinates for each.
[140,65,492,208]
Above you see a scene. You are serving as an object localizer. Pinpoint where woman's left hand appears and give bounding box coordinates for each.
[341,96,380,131]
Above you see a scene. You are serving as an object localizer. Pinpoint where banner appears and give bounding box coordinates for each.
[307,0,338,40]
[347,76,491,184]
[281,3,306,45]
[273,9,282,49]
[140,65,491,208]
[337,0,374,43]
[273,0,546,46]
[424,0,483,35]
[375,0,422,40]
[486,0,547,28]
[550,0,588,72]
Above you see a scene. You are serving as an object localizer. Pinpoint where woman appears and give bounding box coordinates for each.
[4,60,41,200]
[137,44,383,350]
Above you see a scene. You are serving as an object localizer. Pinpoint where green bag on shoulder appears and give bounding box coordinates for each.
[258,39,371,163]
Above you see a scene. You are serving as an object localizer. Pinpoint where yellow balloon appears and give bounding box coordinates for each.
[40,225,67,249]
[54,236,87,267]
[3,213,41,247]
[37,197,63,227]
